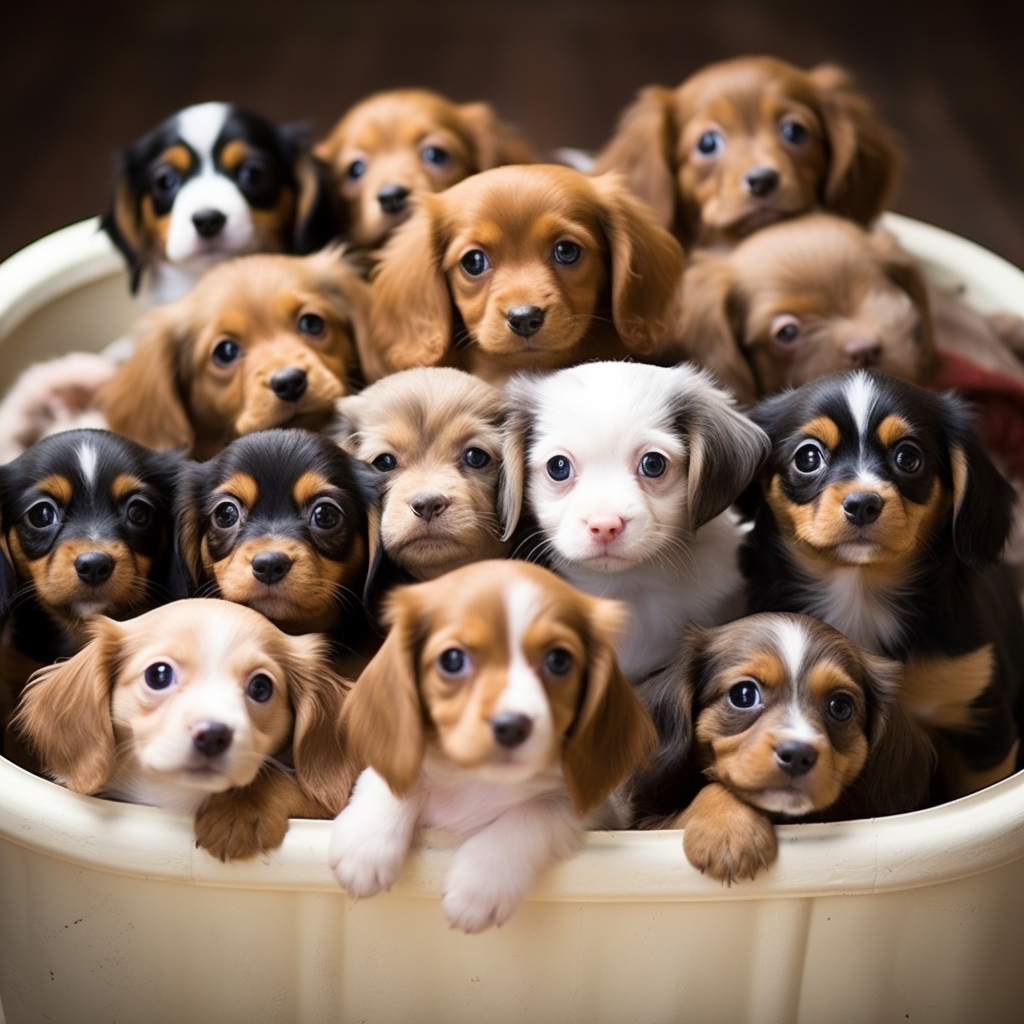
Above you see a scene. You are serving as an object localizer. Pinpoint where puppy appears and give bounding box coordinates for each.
[628,613,935,884]
[504,360,769,682]
[93,247,370,459]
[315,88,535,250]
[101,101,339,304]
[328,559,656,933]
[12,599,358,861]
[176,429,377,662]
[593,55,902,251]
[741,369,1024,798]
[332,367,516,593]
[364,164,688,385]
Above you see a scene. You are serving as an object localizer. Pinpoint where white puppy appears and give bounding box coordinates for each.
[504,361,769,681]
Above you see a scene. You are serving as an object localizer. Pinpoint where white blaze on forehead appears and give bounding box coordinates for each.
[499,579,550,718]
[175,102,231,170]
[771,617,823,743]
[77,441,99,487]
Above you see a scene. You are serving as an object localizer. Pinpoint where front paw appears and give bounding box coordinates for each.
[195,791,289,861]
[327,807,411,899]
[441,854,528,934]
[681,784,777,885]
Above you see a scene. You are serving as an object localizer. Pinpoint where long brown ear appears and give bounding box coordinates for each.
[100,173,147,294]
[292,151,343,254]
[590,172,687,356]
[562,597,657,814]
[94,305,196,451]
[307,245,373,385]
[342,586,428,794]
[11,617,123,793]
[366,195,453,378]
[808,63,904,226]
[592,86,679,232]
[456,101,536,168]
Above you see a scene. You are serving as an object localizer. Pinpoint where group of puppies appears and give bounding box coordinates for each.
[1,53,1023,932]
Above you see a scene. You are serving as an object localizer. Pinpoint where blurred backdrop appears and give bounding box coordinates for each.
[4,0,1024,267]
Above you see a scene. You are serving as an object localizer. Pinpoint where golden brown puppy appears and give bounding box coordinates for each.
[332,368,515,587]
[593,55,902,250]
[94,247,370,460]
[12,599,359,861]
[364,163,688,384]
[315,88,535,249]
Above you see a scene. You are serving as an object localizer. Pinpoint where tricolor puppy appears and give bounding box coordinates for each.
[328,559,656,933]
[315,88,535,250]
[504,361,769,682]
[593,55,902,251]
[628,613,934,884]
[12,599,358,861]
[93,247,370,459]
[741,369,1024,798]
[101,101,339,304]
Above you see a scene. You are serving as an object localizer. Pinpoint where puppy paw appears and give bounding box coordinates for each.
[327,808,411,899]
[680,784,777,885]
[194,791,290,862]
[441,852,528,933]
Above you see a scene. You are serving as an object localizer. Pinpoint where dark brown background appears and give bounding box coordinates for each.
[5,0,1024,269]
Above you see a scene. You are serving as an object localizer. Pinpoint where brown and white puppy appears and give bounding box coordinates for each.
[628,612,934,884]
[315,88,535,250]
[93,247,370,459]
[593,55,902,251]
[328,559,656,933]
[333,367,516,591]
[363,164,688,385]
[12,599,358,861]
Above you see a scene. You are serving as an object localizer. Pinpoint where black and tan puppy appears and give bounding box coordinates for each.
[740,369,1024,799]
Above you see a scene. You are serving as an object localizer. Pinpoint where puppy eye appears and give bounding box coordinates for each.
[151,164,182,197]
[212,339,242,366]
[770,314,801,345]
[310,500,342,530]
[297,313,326,337]
[235,156,274,197]
[246,673,274,704]
[828,692,855,722]
[696,129,724,156]
[728,680,761,709]
[421,144,449,166]
[144,662,175,690]
[371,453,398,472]
[437,648,470,677]
[639,452,667,478]
[346,158,367,181]
[25,499,60,530]
[794,441,828,474]
[779,119,809,145]
[892,442,923,475]
[462,447,491,470]
[460,249,491,276]
[546,455,573,482]
[125,497,155,528]
[212,500,241,529]
[544,648,574,676]
[553,240,582,265]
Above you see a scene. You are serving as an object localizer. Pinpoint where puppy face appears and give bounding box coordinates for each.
[95,248,369,459]
[177,429,374,634]
[315,89,535,248]
[0,429,177,628]
[334,367,514,580]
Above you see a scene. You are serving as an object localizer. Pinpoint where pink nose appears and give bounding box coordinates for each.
[587,515,624,542]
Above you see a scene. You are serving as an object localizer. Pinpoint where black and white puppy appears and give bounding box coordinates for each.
[741,369,1024,798]
[101,101,339,303]
[504,361,769,682]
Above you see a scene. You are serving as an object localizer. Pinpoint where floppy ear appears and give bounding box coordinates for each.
[499,374,538,543]
[292,151,343,254]
[100,160,147,295]
[307,245,373,385]
[342,586,428,795]
[366,195,453,379]
[590,172,687,356]
[592,86,679,233]
[808,63,904,226]
[11,617,123,794]
[456,101,536,168]
[94,305,196,451]
[561,597,658,814]
[173,457,214,589]
[0,505,16,622]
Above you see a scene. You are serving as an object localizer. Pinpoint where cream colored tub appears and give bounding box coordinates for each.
[1,217,1024,1024]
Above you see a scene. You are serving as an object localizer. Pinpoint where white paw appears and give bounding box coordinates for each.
[327,807,411,899]
[441,855,528,933]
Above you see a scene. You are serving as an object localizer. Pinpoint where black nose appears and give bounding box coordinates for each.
[744,168,780,198]
[842,492,884,526]
[193,722,233,758]
[270,367,308,402]
[377,184,411,214]
[252,551,293,585]
[507,305,546,338]
[74,551,115,587]
[775,740,818,777]
[409,492,450,522]
[192,209,227,239]
[492,713,533,748]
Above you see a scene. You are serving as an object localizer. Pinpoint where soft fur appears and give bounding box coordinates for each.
[327,559,656,933]
[504,360,769,682]
[315,88,535,250]
[593,55,902,251]
[741,369,1024,798]
[363,163,689,385]
[101,101,339,304]
[12,599,357,861]
[628,613,935,884]
[93,247,370,459]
